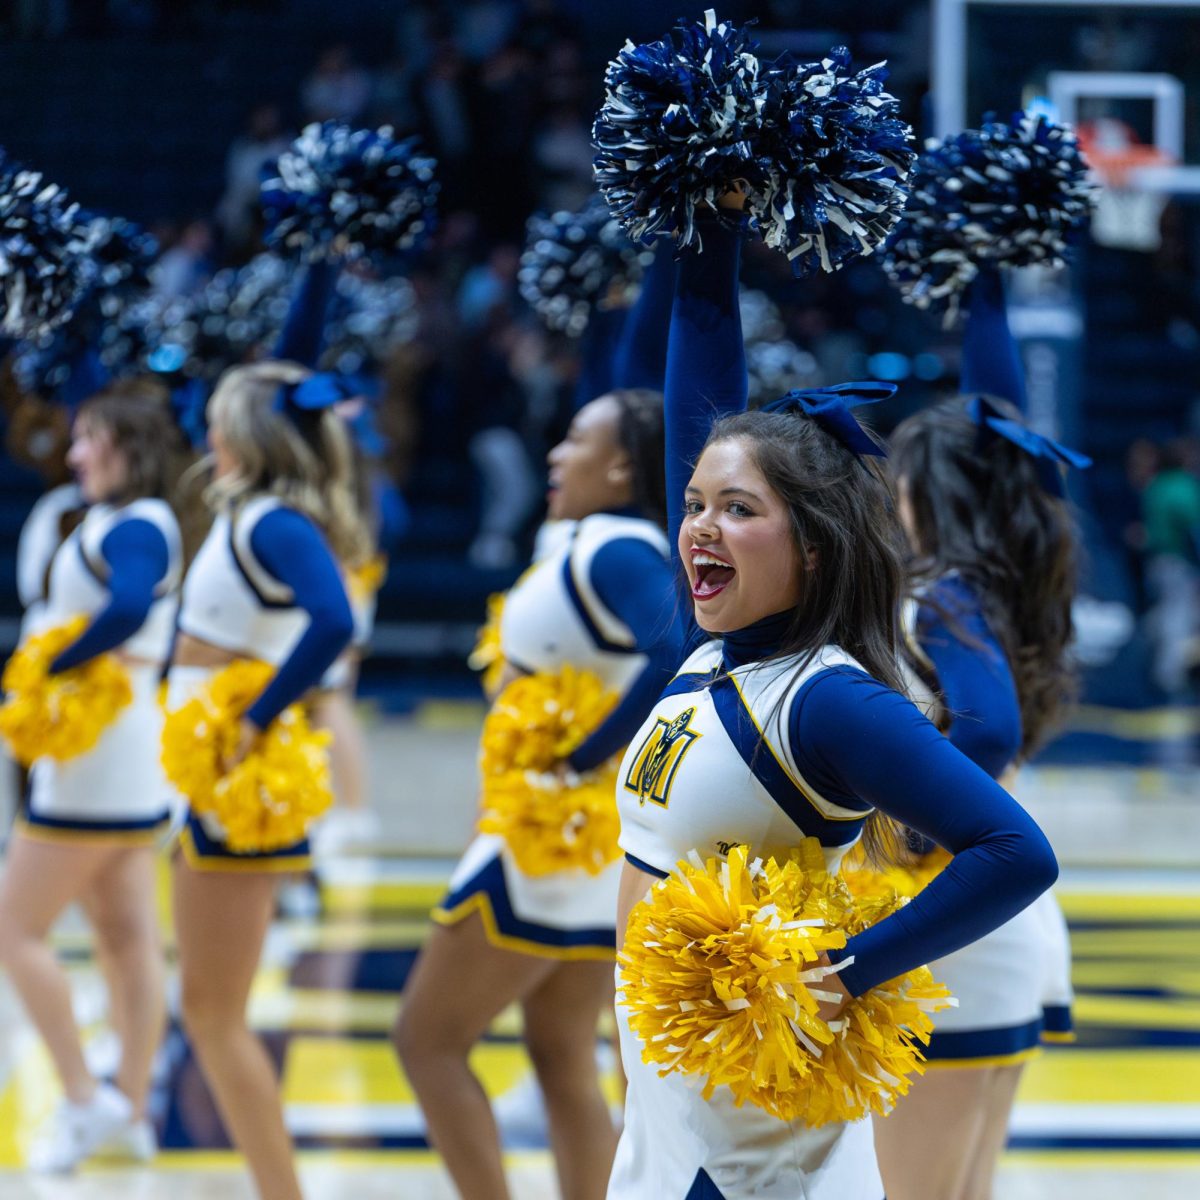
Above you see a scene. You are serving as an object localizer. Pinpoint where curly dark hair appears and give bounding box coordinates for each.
[889,396,1080,757]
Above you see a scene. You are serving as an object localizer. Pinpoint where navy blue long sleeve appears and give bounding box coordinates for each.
[243,507,354,728]
[612,246,676,392]
[917,576,1022,779]
[961,267,1026,411]
[50,519,170,673]
[574,306,627,411]
[788,669,1057,995]
[565,536,684,772]
[273,260,339,368]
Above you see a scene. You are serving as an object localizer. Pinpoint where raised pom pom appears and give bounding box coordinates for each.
[518,197,652,337]
[143,253,296,384]
[324,269,417,374]
[619,842,955,1123]
[261,122,439,265]
[0,616,133,765]
[592,10,766,248]
[0,157,93,341]
[161,660,333,854]
[15,212,158,395]
[751,48,914,275]
[882,113,1094,321]
[478,665,621,876]
[467,591,508,699]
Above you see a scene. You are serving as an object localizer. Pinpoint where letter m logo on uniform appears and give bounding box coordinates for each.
[624,707,700,808]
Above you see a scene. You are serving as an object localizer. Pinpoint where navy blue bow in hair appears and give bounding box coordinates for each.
[968,395,1091,497]
[273,371,358,416]
[760,382,896,458]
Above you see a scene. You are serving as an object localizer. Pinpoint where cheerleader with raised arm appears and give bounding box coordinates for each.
[165,362,366,1200]
[0,386,184,1172]
[587,16,1061,1197]
[871,115,1093,1200]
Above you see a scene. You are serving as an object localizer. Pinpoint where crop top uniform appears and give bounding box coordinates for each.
[23,499,182,844]
[169,494,354,870]
[435,510,682,959]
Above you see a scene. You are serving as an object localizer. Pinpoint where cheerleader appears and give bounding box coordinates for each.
[607,205,1060,1199]
[872,269,1087,1200]
[167,361,365,1200]
[0,386,183,1171]
[394,258,683,1197]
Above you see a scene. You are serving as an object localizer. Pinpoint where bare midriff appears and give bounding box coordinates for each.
[172,631,245,669]
[616,859,659,951]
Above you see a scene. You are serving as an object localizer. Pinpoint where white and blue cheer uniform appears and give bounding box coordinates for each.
[168,494,353,870]
[435,509,681,960]
[909,575,1075,1061]
[608,219,1058,1200]
[22,498,181,843]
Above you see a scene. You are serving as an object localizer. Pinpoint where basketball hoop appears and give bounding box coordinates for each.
[1079,119,1174,252]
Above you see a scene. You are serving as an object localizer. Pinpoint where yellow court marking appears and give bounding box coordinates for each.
[1058,894,1200,920]
[1070,706,1200,740]
[1018,1049,1200,1105]
[321,880,445,914]
[1001,1150,1200,1170]
[281,1037,531,1106]
[1070,994,1200,1030]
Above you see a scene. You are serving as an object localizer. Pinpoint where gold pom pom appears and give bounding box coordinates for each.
[619,842,850,1118]
[841,842,953,906]
[161,660,333,854]
[467,591,507,698]
[0,616,133,765]
[619,841,955,1125]
[478,665,621,876]
[348,553,387,604]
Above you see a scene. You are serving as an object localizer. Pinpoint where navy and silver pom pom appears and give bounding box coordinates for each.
[882,113,1094,320]
[518,196,653,337]
[324,269,418,374]
[592,10,765,248]
[144,253,297,383]
[751,48,914,275]
[0,156,93,341]
[261,122,439,264]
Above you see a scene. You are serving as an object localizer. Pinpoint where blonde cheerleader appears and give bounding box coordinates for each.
[0,387,183,1172]
[166,361,366,1200]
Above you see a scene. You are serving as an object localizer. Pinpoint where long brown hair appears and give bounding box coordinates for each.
[704,410,909,863]
[76,377,187,503]
[889,396,1079,756]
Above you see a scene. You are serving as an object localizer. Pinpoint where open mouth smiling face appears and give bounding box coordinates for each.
[681,438,804,633]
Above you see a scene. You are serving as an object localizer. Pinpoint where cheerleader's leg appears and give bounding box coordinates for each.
[173,858,301,1200]
[81,846,165,1117]
[873,1067,993,1200]
[961,1063,1024,1200]
[0,832,119,1102]
[393,909,558,1200]
[522,959,618,1200]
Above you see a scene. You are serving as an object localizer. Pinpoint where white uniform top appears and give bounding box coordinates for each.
[617,641,873,877]
[500,512,670,694]
[177,495,309,666]
[17,483,84,620]
[40,499,182,665]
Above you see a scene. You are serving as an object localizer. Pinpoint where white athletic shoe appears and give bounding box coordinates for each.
[96,1115,157,1163]
[28,1082,134,1174]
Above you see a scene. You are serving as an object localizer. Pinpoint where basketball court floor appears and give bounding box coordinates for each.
[0,701,1197,1199]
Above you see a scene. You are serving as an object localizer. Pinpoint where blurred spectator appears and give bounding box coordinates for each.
[151,218,215,299]
[416,38,473,208]
[301,44,373,124]
[532,105,595,212]
[457,243,520,331]
[215,102,290,259]
[1143,439,1200,698]
[371,54,420,132]
[453,0,520,62]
